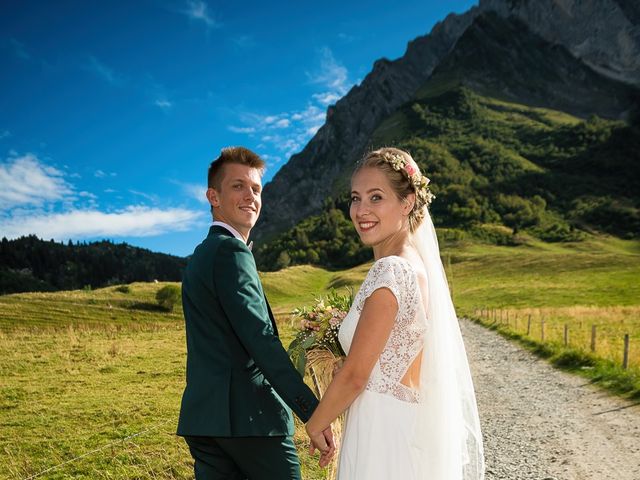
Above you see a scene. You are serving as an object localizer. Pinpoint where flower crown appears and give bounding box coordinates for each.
[382,151,435,207]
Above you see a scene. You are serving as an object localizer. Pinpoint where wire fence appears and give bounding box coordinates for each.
[19,418,176,480]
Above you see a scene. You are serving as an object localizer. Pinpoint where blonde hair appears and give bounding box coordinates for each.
[353,147,428,232]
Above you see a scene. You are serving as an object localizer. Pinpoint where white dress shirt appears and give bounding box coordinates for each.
[212,221,253,250]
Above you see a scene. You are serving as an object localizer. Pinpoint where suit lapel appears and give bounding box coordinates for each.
[210,225,234,238]
[211,225,278,336]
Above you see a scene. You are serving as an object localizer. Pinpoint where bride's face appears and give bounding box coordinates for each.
[350,166,411,247]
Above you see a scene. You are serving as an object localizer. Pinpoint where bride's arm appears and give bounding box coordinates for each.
[305,287,398,436]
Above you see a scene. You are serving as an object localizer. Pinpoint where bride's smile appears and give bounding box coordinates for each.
[350,166,414,259]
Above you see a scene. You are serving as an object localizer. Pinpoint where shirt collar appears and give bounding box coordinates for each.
[212,221,253,251]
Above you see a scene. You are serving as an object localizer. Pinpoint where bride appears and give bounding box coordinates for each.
[305,147,485,479]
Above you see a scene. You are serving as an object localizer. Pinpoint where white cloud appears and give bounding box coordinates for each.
[129,190,158,203]
[232,104,326,159]
[306,125,321,136]
[0,154,203,241]
[79,191,98,200]
[86,55,124,86]
[95,169,116,178]
[173,181,209,205]
[227,48,351,161]
[260,153,284,169]
[312,91,341,106]
[184,1,219,28]
[338,33,356,42]
[228,126,256,134]
[155,99,173,109]
[307,47,349,93]
[295,104,325,133]
[2,207,202,240]
[0,130,11,140]
[0,154,74,209]
[274,118,290,128]
[260,154,281,162]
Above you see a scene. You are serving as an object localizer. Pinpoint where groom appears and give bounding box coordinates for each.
[177,146,333,479]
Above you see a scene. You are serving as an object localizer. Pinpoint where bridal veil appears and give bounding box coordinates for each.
[412,207,485,480]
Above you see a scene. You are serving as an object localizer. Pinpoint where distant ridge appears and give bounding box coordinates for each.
[0,235,186,294]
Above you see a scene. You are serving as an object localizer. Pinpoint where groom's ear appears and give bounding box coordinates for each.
[206,188,220,208]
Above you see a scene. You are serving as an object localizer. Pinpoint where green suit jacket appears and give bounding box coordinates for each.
[177,225,318,437]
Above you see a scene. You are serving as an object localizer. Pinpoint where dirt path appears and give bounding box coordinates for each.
[460,319,640,480]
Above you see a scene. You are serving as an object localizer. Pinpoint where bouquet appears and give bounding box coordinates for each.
[287,289,352,478]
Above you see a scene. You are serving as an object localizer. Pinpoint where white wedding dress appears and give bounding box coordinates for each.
[337,255,427,480]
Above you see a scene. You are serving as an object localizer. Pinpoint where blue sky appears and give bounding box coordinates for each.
[0,0,477,257]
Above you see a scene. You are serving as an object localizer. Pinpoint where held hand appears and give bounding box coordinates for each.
[307,425,336,467]
[319,426,336,467]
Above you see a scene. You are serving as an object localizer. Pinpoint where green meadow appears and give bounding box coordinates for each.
[1,235,639,478]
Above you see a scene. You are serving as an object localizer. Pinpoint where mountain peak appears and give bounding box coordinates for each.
[479,0,640,85]
[254,0,640,242]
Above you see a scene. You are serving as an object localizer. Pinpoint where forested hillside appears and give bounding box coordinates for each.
[0,235,186,294]
[255,87,639,271]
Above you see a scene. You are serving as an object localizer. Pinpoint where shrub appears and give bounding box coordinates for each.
[156,285,181,312]
[114,285,131,294]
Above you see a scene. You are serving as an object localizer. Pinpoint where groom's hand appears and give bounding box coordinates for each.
[318,426,335,467]
[308,425,335,467]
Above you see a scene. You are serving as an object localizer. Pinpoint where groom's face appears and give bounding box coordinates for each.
[207,163,262,240]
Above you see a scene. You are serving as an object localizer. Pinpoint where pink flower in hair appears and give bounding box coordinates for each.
[405,162,417,176]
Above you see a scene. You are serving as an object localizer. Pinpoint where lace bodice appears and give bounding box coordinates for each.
[338,256,427,403]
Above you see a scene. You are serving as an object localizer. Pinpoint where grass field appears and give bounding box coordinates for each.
[1,235,638,478]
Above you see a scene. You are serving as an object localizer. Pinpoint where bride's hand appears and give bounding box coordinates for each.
[307,425,335,467]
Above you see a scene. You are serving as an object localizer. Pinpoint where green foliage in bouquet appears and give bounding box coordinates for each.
[287,289,353,376]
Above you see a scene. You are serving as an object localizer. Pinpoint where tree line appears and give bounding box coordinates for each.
[0,235,186,295]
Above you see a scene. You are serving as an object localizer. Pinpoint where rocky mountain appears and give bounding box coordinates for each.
[423,12,638,119]
[255,86,639,271]
[479,0,640,85]
[253,0,640,242]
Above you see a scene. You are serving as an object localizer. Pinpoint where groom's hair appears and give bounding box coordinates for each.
[208,146,265,190]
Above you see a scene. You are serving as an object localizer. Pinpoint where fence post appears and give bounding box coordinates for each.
[564,324,568,347]
[623,334,630,370]
[591,325,597,352]
[541,318,545,342]
[527,314,531,336]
